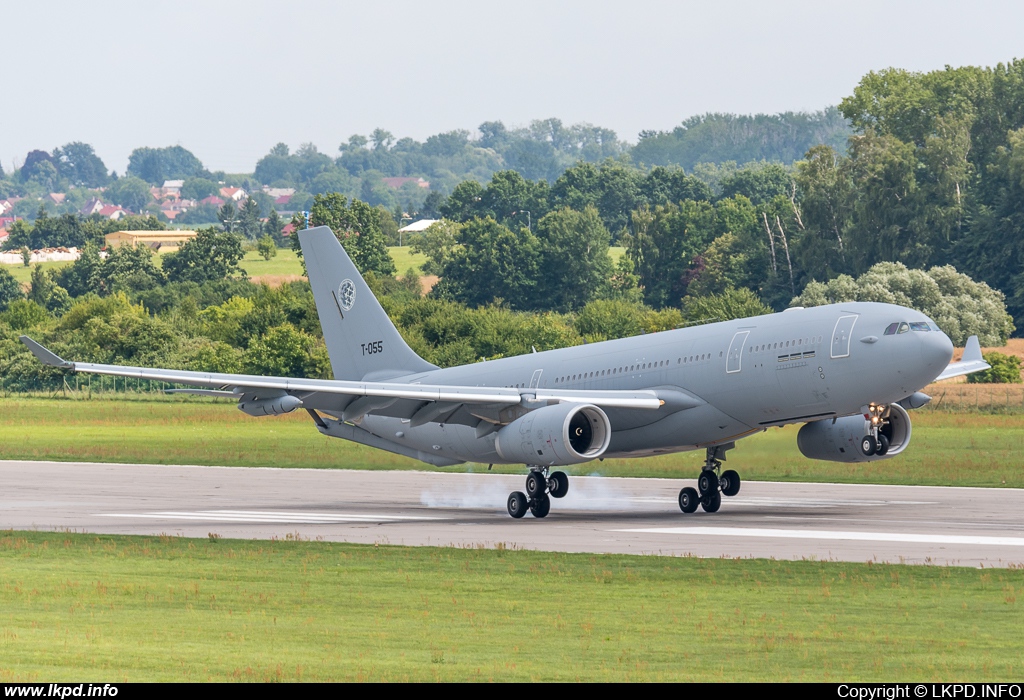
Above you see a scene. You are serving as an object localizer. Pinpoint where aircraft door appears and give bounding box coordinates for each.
[529,369,543,389]
[726,331,750,374]
[830,315,858,359]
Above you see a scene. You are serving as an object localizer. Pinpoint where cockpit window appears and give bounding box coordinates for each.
[910,321,931,332]
[897,322,910,334]
[884,323,899,335]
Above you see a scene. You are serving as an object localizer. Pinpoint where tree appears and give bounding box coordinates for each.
[264,209,284,243]
[162,228,245,284]
[719,162,794,205]
[535,206,612,311]
[103,244,166,292]
[53,142,109,187]
[243,325,330,379]
[217,201,237,232]
[257,235,277,261]
[792,262,1015,346]
[55,242,105,297]
[20,247,31,266]
[237,197,262,239]
[682,286,772,323]
[106,177,152,213]
[431,217,540,309]
[0,267,23,311]
[307,193,395,276]
[126,146,206,184]
[181,177,219,201]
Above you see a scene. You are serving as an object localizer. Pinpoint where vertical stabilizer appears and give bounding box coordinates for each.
[299,226,436,380]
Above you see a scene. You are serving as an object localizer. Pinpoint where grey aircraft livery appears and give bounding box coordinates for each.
[22,227,990,519]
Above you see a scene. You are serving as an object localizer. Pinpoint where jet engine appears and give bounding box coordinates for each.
[797,403,912,463]
[494,403,611,466]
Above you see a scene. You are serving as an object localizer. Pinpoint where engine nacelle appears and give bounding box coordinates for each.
[797,403,912,463]
[238,394,303,416]
[494,403,611,466]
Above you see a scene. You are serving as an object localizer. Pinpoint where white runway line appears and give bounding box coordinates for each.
[96,510,447,524]
[613,526,1024,547]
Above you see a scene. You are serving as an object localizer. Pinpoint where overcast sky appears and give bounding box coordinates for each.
[5,0,1023,174]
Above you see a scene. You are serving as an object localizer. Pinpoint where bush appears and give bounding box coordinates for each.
[967,352,1022,384]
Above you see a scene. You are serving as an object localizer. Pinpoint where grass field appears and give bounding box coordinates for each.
[1,397,1022,488]
[0,530,1021,681]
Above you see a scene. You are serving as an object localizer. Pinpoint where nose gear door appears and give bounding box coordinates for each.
[831,315,858,359]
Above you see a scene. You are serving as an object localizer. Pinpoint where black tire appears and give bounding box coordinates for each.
[548,471,569,499]
[525,472,547,498]
[507,491,529,519]
[698,470,719,495]
[876,434,890,456]
[700,490,722,513]
[861,435,877,456]
[530,495,551,518]
[678,487,699,513]
[720,470,741,497]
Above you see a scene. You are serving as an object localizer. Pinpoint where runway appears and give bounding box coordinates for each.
[2,460,1023,568]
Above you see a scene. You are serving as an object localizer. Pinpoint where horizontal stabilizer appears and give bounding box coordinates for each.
[933,335,990,382]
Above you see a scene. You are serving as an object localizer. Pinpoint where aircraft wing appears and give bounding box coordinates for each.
[19,336,665,411]
[933,335,991,382]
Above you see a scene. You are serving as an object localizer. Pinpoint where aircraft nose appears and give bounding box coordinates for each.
[921,330,954,373]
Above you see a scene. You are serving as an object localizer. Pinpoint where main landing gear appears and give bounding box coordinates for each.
[507,467,569,518]
[860,405,891,456]
[678,444,741,515]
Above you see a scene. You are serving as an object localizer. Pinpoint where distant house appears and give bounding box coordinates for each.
[80,198,105,216]
[281,223,296,237]
[263,186,295,199]
[201,195,225,208]
[98,205,128,220]
[0,200,12,214]
[162,179,184,194]
[105,230,197,251]
[0,217,16,231]
[274,194,292,206]
[397,219,439,234]
[219,186,246,202]
[48,193,66,205]
[381,177,429,190]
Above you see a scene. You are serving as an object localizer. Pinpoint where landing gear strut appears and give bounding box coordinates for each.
[507,468,569,518]
[678,443,740,514]
[861,404,892,456]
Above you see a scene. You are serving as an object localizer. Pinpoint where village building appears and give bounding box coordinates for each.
[105,230,197,251]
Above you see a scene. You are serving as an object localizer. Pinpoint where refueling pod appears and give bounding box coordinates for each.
[494,403,611,466]
[797,403,912,463]
[238,394,303,416]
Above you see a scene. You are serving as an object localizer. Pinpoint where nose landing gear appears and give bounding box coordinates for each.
[861,405,892,456]
[507,467,569,518]
[678,443,740,514]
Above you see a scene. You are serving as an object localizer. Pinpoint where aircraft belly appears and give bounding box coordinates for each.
[361,415,499,464]
[607,404,754,454]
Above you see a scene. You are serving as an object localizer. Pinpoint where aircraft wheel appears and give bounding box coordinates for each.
[861,435,877,456]
[525,472,547,498]
[548,471,569,499]
[678,487,699,514]
[530,495,551,518]
[507,491,529,519]
[698,470,719,495]
[720,470,741,497]
[876,434,890,456]
[700,490,722,513]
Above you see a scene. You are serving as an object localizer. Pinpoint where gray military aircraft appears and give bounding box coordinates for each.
[21,226,990,518]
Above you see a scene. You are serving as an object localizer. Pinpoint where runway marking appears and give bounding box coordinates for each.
[96,510,447,524]
[613,526,1024,547]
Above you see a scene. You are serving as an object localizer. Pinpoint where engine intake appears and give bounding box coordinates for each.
[494,403,611,465]
[797,403,912,463]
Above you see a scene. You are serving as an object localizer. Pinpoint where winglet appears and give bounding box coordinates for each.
[19,336,73,369]
[961,335,983,364]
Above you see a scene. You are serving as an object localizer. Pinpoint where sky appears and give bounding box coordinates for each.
[5,0,1024,175]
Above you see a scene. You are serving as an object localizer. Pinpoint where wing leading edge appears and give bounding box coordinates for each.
[18,336,665,411]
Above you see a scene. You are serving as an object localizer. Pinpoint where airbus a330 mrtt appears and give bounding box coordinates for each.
[22,226,989,518]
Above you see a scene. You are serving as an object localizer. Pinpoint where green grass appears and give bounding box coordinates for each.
[237,249,303,278]
[4,261,73,286]
[0,398,1022,488]
[0,531,1021,681]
